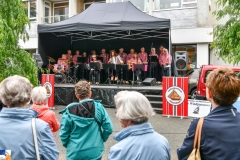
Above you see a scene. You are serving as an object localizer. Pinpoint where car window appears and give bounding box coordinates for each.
[236,72,240,78]
[204,70,212,83]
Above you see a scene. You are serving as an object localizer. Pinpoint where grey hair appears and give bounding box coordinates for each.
[114,91,155,124]
[114,91,129,105]
[0,75,32,107]
[31,86,47,104]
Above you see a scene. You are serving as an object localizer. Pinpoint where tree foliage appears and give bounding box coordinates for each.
[0,0,38,85]
[211,0,240,65]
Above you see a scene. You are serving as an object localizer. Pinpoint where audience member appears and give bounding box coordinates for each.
[30,86,60,135]
[0,75,59,160]
[60,80,113,160]
[177,67,240,160]
[108,91,170,160]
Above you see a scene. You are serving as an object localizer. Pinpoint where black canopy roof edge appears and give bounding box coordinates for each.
[38,1,170,33]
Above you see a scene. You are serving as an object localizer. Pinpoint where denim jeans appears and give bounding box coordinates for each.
[163,67,171,77]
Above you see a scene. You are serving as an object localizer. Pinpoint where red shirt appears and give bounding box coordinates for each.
[66,54,72,60]
[99,53,109,63]
[159,53,172,66]
[57,59,68,68]
[138,52,148,62]
[73,55,81,64]
[127,53,134,61]
[117,52,128,64]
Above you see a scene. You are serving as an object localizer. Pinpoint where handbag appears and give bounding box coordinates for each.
[187,117,204,160]
[32,118,41,160]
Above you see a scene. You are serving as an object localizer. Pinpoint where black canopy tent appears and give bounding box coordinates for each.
[38,2,172,71]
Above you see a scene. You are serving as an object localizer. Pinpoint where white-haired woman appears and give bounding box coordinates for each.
[30,86,60,135]
[0,75,59,160]
[108,91,170,160]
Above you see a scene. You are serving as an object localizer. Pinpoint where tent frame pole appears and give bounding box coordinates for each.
[169,29,171,77]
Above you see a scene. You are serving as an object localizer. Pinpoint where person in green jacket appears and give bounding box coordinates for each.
[60,80,113,160]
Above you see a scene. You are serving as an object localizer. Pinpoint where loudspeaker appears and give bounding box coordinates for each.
[143,78,156,86]
[175,51,188,71]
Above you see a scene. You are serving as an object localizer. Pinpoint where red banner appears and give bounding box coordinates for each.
[162,77,188,117]
[42,74,55,109]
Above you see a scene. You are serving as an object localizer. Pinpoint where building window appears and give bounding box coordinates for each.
[182,0,197,8]
[112,0,148,12]
[84,0,105,10]
[53,2,69,22]
[84,3,92,10]
[44,1,51,23]
[154,0,197,11]
[172,45,197,70]
[23,0,37,22]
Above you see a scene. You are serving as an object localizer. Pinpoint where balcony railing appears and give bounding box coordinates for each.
[42,15,69,24]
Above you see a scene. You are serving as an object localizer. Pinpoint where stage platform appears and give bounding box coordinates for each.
[54,83,163,111]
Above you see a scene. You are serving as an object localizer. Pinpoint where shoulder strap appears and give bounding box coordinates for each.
[78,103,104,139]
[32,118,40,160]
[193,117,204,149]
[197,118,204,149]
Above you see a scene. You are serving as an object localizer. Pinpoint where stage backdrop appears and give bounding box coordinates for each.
[162,77,188,118]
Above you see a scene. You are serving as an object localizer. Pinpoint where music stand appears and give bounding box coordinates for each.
[77,64,85,79]
[89,62,100,69]
[97,57,103,62]
[148,56,158,78]
[116,64,128,85]
[89,62,101,84]
[133,64,144,86]
[77,57,88,63]
[102,64,116,85]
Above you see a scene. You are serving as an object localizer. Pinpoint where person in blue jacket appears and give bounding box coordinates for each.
[177,67,240,160]
[233,72,240,111]
[60,80,113,160]
[108,91,170,160]
[0,75,59,160]
[233,97,240,111]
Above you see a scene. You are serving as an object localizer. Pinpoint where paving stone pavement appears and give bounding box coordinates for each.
[53,105,193,160]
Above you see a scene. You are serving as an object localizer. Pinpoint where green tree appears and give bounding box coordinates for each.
[211,0,240,65]
[0,0,38,85]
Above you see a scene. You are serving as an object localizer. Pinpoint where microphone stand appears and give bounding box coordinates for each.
[153,58,155,79]
[149,56,152,78]
[120,68,123,85]
[108,67,111,85]
[149,43,153,78]
[93,66,96,85]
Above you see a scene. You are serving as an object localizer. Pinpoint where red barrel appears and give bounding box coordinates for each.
[42,74,55,109]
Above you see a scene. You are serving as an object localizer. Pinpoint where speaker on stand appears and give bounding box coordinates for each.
[174,51,188,76]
